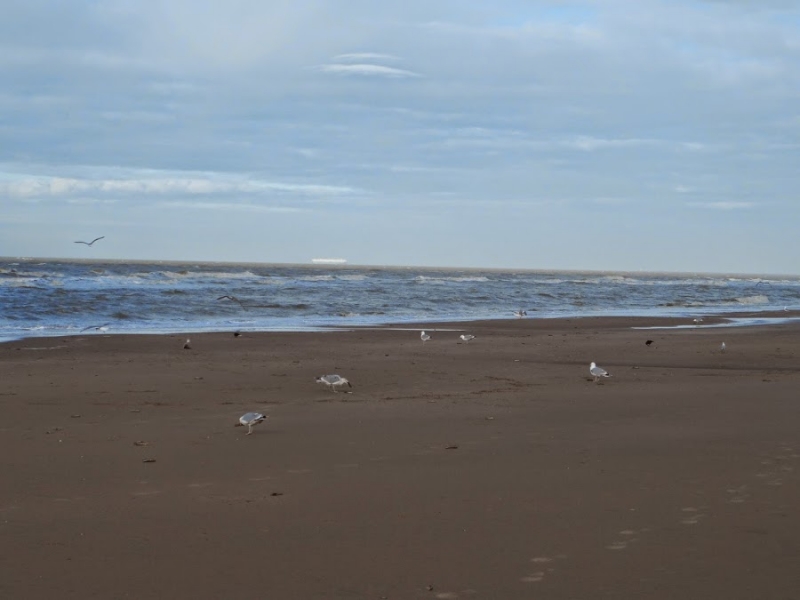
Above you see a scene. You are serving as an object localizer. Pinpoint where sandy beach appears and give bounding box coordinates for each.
[2,316,799,599]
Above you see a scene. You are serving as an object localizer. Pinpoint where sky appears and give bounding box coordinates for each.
[1,0,799,273]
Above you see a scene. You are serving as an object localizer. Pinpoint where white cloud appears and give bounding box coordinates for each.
[0,172,358,199]
[159,201,305,213]
[686,201,757,209]
[563,136,659,152]
[316,63,421,78]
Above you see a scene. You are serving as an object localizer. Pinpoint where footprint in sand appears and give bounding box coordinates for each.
[606,541,629,550]
[606,527,646,549]
[520,555,562,583]
[726,485,749,504]
[680,507,707,523]
[681,514,705,524]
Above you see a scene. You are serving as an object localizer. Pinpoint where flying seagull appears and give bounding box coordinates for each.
[217,295,246,308]
[81,322,111,333]
[74,236,105,246]
[315,374,352,392]
[590,361,611,382]
[420,330,431,343]
[693,317,704,325]
[237,412,267,435]
[513,309,528,318]
[459,334,475,342]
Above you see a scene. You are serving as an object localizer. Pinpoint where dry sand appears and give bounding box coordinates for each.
[1,316,800,599]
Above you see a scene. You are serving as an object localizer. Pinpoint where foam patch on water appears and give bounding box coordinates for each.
[633,316,800,330]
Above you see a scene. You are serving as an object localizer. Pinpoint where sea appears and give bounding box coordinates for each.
[2,258,800,343]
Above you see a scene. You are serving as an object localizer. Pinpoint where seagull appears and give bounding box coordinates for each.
[720,341,726,353]
[217,295,246,308]
[80,322,111,333]
[233,331,242,337]
[693,317,704,325]
[513,309,528,318]
[183,338,191,350]
[237,412,267,435]
[420,330,431,343]
[316,374,352,392]
[74,236,105,246]
[645,339,654,346]
[459,334,475,342]
[590,361,611,382]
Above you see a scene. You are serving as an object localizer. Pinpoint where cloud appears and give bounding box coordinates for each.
[159,201,305,213]
[686,201,757,209]
[562,136,659,152]
[0,171,359,200]
[333,53,401,62]
[316,63,421,78]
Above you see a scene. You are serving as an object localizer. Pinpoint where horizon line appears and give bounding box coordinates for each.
[2,255,799,279]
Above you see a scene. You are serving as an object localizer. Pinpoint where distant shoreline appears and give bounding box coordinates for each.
[5,311,800,346]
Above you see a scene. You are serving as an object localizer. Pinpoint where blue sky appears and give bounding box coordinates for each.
[1,0,799,273]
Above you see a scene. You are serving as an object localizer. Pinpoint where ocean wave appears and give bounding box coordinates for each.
[336,274,368,281]
[0,278,46,288]
[415,275,490,283]
[732,294,769,305]
[3,261,799,339]
[152,270,259,280]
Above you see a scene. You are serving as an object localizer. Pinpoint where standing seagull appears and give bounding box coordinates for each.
[316,374,352,392]
[74,236,105,246]
[459,334,475,342]
[720,342,726,353]
[183,338,192,350]
[589,361,611,382]
[237,412,268,435]
[420,330,431,343]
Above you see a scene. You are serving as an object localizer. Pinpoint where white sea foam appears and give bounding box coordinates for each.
[415,275,490,284]
[734,294,769,305]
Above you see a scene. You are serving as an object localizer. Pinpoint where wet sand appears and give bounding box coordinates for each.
[1,316,800,599]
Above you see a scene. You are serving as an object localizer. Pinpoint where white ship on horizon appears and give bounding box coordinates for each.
[312,258,347,265]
